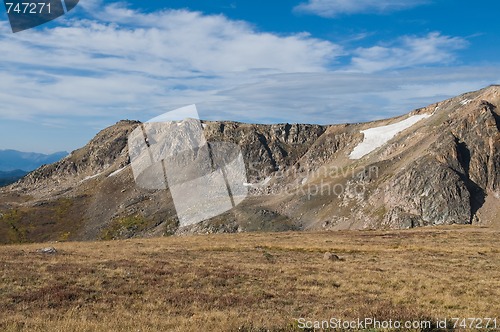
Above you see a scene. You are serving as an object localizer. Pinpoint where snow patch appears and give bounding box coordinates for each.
[243,176,272,187]
[349,114,431,160]
[460,99,472,105]
[108,166,128,177]
[261,177,271,186]
[81,172,103,182]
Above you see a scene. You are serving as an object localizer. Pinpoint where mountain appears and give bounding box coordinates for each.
[0,149,68,172]
[0,86,499,243]
[0,170,27,187]
[0,150,67,187]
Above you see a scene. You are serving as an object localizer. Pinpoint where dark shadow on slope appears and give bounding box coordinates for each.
[256,133,278,172]
[456,141,471,174]
[454,140,486,222]
[491,109,500,131]
[480,100,500,131]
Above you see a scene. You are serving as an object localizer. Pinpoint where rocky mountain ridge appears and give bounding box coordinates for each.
[0,86,498,243]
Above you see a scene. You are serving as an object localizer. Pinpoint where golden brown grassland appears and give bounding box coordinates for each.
[1,226,499,331]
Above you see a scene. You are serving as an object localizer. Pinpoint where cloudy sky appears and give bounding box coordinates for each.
[1,0,499,153]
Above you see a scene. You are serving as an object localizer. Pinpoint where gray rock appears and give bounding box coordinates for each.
[36,247,57,254]
[323,252,342,261]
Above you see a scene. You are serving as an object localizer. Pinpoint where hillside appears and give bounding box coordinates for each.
[0,86,499,243]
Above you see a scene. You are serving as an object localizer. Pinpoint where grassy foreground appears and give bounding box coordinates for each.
[1,226,499,331]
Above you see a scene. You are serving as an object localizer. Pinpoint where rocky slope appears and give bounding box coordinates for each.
[0,86,499,243]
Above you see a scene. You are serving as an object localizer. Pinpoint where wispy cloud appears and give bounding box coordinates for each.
[349,32,468,72]
[0,1,495,153]
[211,68,500,124]
[294,0,428,17]
[0,2,342,124]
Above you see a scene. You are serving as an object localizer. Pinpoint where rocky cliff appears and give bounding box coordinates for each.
[1,86,499,243]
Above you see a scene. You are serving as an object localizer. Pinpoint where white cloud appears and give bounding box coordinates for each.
[209,68,500,125]
[16,6,340,74]
[350,32,468,72]
[0,2,342,124]
[294,0,428,17]
[0,1,496,153]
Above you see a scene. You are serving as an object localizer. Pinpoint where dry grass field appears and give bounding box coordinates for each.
[1,226,500,331]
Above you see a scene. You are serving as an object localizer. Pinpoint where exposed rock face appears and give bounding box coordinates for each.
[203,122,327,179]
[384,157,471,227]
[381,92,500,228]
[0,86,499,243]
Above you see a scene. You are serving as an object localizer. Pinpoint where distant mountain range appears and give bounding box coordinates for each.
[0,149,68,172]
[0,150,68,186]
[0,170,28,187]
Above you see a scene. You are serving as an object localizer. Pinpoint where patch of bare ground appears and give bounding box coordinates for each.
[1,226,499,331]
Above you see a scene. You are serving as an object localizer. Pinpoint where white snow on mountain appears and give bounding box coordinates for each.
[349,114,431,159]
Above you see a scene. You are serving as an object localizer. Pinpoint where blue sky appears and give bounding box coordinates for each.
[1,0,499,153]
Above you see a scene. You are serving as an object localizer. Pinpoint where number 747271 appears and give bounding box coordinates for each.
[5,2,51,14]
